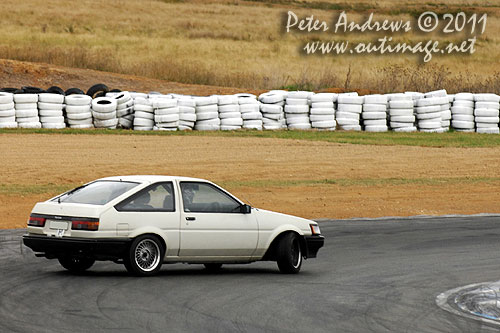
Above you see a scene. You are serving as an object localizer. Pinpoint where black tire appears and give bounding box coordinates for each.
[124,235,164,276]
[0,88,18,93]
[65,88,85,95]
[46,86,65,95]
[276,233,303,274]
[58,256,95,273]
[94,91,106,98]
[86,83,109,99]
[21,86,45,94]
[109,88,122,93]
[204,263,223,272]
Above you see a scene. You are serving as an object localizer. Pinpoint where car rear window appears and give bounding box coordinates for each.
[55,181,140,205]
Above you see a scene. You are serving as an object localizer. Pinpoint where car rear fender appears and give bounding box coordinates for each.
[128,227,169,256]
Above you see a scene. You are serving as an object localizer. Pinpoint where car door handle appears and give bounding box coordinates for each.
[185,217,196,221]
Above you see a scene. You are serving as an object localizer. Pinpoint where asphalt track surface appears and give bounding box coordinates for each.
[2,216,500,332]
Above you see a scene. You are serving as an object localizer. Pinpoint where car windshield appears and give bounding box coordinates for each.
[55,180,140,205]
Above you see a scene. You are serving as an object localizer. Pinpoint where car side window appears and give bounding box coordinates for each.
[115,182,175,212]
[180,182,241,213]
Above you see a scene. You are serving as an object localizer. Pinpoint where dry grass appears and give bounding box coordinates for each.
[0,0,498,92]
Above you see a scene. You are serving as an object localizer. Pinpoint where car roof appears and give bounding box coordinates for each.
[96,175,209,184]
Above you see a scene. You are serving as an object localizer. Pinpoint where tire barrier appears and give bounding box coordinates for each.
[1,84,500,134]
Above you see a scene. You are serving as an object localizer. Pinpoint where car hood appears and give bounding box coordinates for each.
[32,201,103,219]
[254,208,314,232]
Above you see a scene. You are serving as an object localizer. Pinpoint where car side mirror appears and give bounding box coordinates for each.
[240,204,252,214]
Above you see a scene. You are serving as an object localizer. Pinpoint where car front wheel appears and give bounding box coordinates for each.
[58,256,95,273]
[125,235,164,276]
[276,233,302,274]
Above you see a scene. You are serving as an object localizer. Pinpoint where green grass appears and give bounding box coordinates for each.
[220,176,500,188]
[2,128,500,148]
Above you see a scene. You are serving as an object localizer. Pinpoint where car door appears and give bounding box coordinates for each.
[178,181,258,258]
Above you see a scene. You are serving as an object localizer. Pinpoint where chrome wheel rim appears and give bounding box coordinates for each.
[134,239,161,272]
[291,238,302,269]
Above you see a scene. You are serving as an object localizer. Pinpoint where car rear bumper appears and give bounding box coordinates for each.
[22,234,130,260]
[303,235,324,258]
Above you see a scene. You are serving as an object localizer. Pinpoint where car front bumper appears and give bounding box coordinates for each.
[303,235,324,258]
[23,234,130,260]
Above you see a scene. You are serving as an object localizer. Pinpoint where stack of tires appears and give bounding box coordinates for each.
[133,97,154,131]
[218,95,242,131]
[423,90,450,132]
[153,97,179,131]
[38,93,65,129]
[362,94,389,132]
[177,98,197,131]
[451,93,475,132]
[415,96,447,133]
[474,94,500,134]
[259,91,286,130]
[309,93,336,131]
[237,94,262,130]
[387,94,416,132]
[0,92,17,128]
[285,91,311,130]
[194,96,220,131]
[115,92,135,129]
[336,93,363,131]
[65,95,93,129]
[92,97,118,129]
[14,93,41,129]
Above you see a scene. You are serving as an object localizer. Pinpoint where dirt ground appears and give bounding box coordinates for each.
[2,133,500,229]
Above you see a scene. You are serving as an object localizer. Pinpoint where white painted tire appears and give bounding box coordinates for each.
[196,118,220,126]
[135,111,155,120]
[240,104,260,113]
[134,104,154,113]
[454,93,474,101]
[39,93,64,104]
[0,116,16,123]
[65,95,92,106]
[196,112,219,121]
[220,125,241,131]
[453,114,474,122]
[474,109,499,117]
[420,128,446,133]
[180,113,197,122]
[452,120,475,129]
[310,115,333,122]
[38,102,63,111]
[284,105,309,114]
[474,94,500,103]
[393,126,417,132]
[217,95,238,106]
[475,116,499,124]
[475,102,500,110]
[338,104,362,113]
[155,107,180,116]
[196,104,218,113]
[16,109,38,118]
[156,121,179,128]
[178,99,196,108]
[310,108,334,115]
[179,106,196,114]
[117,100,134,110]
[389,108,413,116]
[115,92,132,105]
[14,94,38,103]
[453,100,474,108]
[18,122,41,129]
[310,93,337,103]
[262,113,281,120]
[477,127,500,134]
[195,96,218,106]
[363,95,387,104]
[0,92,13,104]
[363,119,386,126]
[311,102,335,109]
[340,125,362,131]
[92,97,117,113]
[68,118,93,125]
[152,99,177,109]
[336,118,359,125]
[220,118,243,126]
[42,122,65,129]
[15,103,38,110]
[179,120,195,127]
[416,105,441,114]
[362,112,386,120]
[389,100,413,109]
[134,118,154,127]
[363,104,387,112]
[40,116,64,123]
[66,105,91,114]
[390,115,414,122]
[92,111,116,120]
[194,124,220,131]
[67,112,92,120]
[0,122,17,128]
[155,114,180,123]
[451,106,473,115]
[0,109,16,117]
[218,105,239,113]
[219,112,241,119]
[336,112,359,120]
[260,104,282,114]
[312,120,336,128]
[365,125,388,132]
[94,118,118,128]
[417,112,441,120]
[416,97,448,107]
[0,102,15,111]
[337,95,363,104]
[287,91,311,99]
[70,124,94,129]
[241,112,262,120]
[117,108,133,118]
[390,121,412,128]
[259,93,283,104]
[39,110,63,117]
[286,98,308,106]
[288,123,312,130]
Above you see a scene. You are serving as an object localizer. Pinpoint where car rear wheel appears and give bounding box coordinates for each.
[124,235,164,276]
[203,263,223,272]
[276,233,302,274]
[58,256,95,273]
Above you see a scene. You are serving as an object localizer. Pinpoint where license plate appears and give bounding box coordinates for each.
[49,220,69,230]
[56,229,65,238]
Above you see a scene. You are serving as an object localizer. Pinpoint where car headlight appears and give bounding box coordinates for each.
[310,224,321,235]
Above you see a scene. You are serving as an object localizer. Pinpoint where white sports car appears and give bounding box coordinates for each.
[23,176,324,276]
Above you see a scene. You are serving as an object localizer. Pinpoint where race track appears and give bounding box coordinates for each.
[1,216,500,332]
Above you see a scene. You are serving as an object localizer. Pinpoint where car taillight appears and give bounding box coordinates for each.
[28,216,46,227]
[72,220,99,231]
